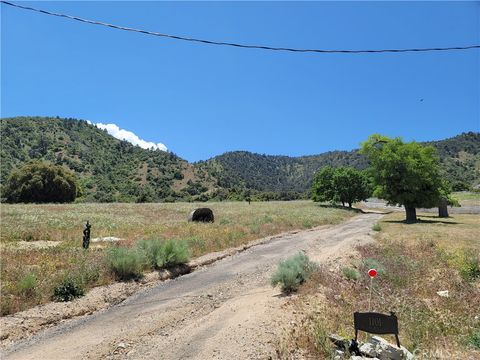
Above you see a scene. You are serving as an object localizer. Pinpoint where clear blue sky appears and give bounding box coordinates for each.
[2,1,479,161]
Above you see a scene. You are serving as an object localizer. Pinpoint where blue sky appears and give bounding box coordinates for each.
[2,1,479,161]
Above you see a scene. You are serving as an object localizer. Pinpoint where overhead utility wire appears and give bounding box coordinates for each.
[2,0,480,54]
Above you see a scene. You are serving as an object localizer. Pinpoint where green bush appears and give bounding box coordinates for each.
[459,254,480,281]
[155,240,189,268]
[137,239,164,268]
[52,276,85,302]
[271,252,316,293]
[372,223,382,231]
[18,272,37,296]
[342,266,360,281]
[3,160,77,203]
[107,247,147,280]
[467,329,480,349]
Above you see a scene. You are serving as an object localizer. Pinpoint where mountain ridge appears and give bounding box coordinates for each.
[1,117,479,202]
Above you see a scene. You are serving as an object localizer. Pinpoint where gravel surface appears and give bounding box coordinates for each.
[2,213,382,360]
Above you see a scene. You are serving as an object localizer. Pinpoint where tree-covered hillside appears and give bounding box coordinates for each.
[1,117,215,202]
[198,132,480,193]
[196,150,368,193]
[424,132,480,190]
[1,117,478,202]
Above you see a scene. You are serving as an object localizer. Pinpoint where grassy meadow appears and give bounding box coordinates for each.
[0,201,354,315]
[286,211,480,357]
[452,191,480,207]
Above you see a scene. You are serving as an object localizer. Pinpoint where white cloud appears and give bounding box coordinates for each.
[95,123,167,151]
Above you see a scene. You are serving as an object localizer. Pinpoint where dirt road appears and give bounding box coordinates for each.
[2,213,382,360]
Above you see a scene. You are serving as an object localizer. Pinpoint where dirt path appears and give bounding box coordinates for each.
[2,213,383,360]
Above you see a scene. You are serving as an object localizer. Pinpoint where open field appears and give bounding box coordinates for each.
[283,212,480,357]
[1,212,380,359]
[0,201,354,315]
[452,191,480,207]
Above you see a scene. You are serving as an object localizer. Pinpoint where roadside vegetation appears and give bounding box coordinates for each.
[281,212,480,357]
[271,252,317,293]
[0,201,353,315]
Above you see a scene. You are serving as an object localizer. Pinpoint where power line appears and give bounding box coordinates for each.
[2,0,480,55]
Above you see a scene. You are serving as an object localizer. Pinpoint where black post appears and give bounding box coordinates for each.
[82,221,91,249]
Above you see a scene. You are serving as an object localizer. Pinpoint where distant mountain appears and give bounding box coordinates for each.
[1,117,478,202]
[198,132,480,193]
[195,150,368,193]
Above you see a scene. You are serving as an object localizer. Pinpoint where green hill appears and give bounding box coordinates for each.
[198,132,480,194]
[0,117,216,202]
[1,117,478,202]
[195,150,368,193]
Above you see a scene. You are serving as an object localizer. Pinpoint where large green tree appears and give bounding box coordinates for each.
[361,134,443,222]
[333,167,372,208]
[311,166,371,207]
[311,166,336,203]
[3,161,78,203]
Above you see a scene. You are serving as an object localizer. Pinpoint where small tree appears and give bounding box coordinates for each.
[3,161,77,203]
[361,134,442,223]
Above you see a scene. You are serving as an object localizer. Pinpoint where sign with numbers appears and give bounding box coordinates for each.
[354,311,401,347]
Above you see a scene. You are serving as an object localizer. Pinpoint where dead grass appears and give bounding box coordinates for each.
[0,201,354,315]
[285,212,480,358]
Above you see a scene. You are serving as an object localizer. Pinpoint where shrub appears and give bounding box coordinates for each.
[467,329,480,349]
[137,239,164,268]
[271,252,316,293]
[302,219,314,229]
[18,273,37,296]
[3,160,77,203]
[372,223,382,231]
[107,247,147,280]
[459,254,480,281]
[52,276,85,302]
[155,240,190,268]
[363,258,386,276]
[342,266,360,281]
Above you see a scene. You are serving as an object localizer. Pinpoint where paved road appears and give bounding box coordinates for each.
[2,213,382,360]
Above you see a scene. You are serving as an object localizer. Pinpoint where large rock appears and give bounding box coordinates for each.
[359,336,413,360]
[188,208,214,223]
[329,334,413,360]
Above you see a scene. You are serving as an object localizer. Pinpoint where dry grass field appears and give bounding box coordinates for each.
[0,201,354,315]
[452,191,480,208]
[285,211,480,357]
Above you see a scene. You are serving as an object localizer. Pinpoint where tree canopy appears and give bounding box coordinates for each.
[361,134,443,222]
[311,166,371,207]
[2,161,78,203]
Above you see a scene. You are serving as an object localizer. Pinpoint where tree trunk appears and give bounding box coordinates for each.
[438,199,449,218]
[405,206,417,223]
[348,202,352,208]
[342,201,345,207]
